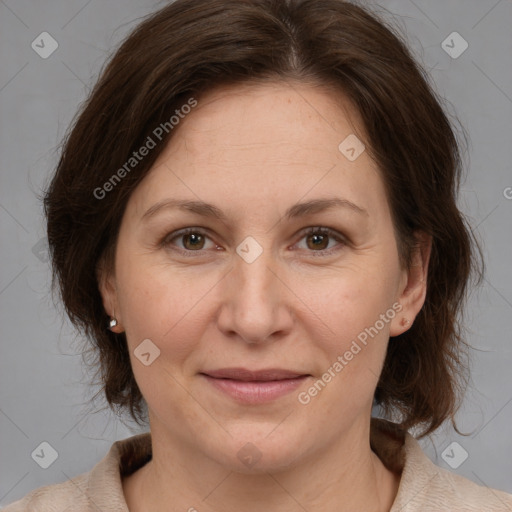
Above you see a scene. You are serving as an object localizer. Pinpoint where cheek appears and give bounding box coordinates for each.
[303,261,400,378]
[114,260,217,417]
[300,284,396,416]
[115,257,216,358]
[309,260,398,328]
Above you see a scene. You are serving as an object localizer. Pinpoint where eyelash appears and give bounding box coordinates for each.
[161,227,346,257]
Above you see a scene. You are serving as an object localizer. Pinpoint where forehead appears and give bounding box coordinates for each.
[127,80,387,221]
[172,80,367,159]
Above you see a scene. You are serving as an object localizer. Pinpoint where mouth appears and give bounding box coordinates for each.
[199,368,311,404]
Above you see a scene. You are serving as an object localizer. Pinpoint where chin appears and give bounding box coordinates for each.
[207,430,308,474]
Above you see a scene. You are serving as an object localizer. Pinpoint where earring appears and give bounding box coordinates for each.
[400,318,410,327]
[109,308,118,331]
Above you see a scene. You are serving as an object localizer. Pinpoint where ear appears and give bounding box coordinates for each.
[96,255,124,333]
[389,231,431,337]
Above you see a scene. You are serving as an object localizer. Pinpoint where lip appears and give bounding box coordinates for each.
[202,367,307,381]
[200,368,311,404]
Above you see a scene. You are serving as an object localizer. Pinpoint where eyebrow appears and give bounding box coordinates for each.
[141,197,368,223]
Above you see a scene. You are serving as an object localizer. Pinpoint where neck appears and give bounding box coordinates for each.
[123,418,400,512]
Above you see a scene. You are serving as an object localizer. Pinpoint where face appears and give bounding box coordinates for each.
[99,81,427,472]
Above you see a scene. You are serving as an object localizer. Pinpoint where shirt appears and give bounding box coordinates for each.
[3,419,512,511]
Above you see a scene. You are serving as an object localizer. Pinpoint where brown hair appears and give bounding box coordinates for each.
[44,0,481,436]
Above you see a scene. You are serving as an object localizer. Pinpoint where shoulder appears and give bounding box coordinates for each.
[393,430,512,511]
[1,473,90,511]
[2,433,151,512]
[370,419,512,511]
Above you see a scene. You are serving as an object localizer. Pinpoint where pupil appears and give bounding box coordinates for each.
[309,233,328,250]
[185,233,203,249]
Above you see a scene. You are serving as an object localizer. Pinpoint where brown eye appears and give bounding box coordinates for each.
[306,232,330,250]
[162,228,216,254]
[182,232,205,250]
[295,227,346,256]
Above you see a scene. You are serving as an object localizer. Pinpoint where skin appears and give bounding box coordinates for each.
[98,81,430,512]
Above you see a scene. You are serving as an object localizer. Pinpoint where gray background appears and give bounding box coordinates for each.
[0,0,511,506]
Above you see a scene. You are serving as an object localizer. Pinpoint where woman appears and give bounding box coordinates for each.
[5,0,511,510]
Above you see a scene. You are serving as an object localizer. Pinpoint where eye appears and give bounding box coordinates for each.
[294,227,346,255]
[161,226,346,257]
[162,228,218,254]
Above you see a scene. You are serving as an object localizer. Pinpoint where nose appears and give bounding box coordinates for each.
[216,246,294,345]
